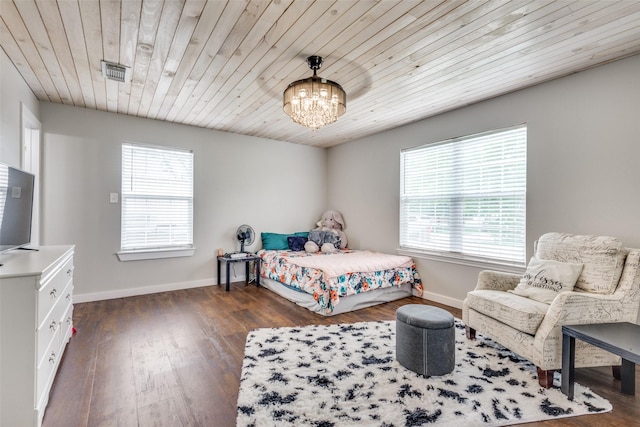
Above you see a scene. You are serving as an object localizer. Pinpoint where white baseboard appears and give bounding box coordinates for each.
[74,278,217,303]
[418,290,464,310]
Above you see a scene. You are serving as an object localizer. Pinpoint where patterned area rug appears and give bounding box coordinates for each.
[237,320,611,426]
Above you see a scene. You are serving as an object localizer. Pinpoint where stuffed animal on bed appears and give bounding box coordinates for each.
[304,210,348,253]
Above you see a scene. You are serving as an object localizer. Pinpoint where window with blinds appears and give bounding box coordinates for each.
[121,143,193,252]
[400,125,527,266]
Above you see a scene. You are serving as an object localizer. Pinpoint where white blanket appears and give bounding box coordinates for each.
[287,251,414,279]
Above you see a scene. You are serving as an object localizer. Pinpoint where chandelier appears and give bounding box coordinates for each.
[283,56,346,131]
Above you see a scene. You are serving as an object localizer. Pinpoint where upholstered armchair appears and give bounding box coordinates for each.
[463,233,640,388]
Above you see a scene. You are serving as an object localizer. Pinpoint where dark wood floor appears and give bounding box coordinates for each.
[43,282,639,427]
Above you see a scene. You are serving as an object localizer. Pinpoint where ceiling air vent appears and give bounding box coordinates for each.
[101,60,131,83]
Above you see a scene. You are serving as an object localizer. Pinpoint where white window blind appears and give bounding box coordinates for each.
[121,143,193,252]
[400,125,527,266]
[0,166,7,227]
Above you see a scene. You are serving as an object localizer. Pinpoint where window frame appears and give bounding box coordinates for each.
[117,142,195,261]
[399,125,527,272]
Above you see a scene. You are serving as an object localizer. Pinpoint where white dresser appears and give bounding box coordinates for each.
[0,245,75,427]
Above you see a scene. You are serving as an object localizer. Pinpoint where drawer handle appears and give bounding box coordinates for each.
[49,351,57,364]
[49,320,58,331]
[66,316,73,325]
[50,288,58,298]
[66,293,71,301]
[67,268,72,276]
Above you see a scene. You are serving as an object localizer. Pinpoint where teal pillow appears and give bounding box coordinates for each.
[261,232,289,250]
[262,232,310,250]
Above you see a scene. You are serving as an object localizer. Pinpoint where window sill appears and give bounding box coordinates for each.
[117,247,196,262]
[397,248,525,274]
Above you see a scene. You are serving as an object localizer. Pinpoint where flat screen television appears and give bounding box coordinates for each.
[0,162,35,253]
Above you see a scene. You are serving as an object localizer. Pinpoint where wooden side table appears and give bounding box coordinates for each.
[561,322,640,399]
[217,254,261,291]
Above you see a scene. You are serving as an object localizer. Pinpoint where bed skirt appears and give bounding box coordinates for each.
[260,277,413,316]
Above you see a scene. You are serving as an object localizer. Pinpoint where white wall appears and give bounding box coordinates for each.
[0,49,40,166]
[40,103,327,300]
[327,54,640,308]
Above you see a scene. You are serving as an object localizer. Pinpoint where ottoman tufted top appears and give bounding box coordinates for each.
[396,305,454,329]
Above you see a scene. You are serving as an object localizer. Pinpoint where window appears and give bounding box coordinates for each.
[400,125,527,267]
[119,142,194,260]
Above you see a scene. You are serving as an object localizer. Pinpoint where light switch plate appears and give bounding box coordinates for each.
[109,193,119,203]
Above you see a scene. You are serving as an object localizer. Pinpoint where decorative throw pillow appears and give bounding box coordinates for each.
[287,236,307,251]
[261,232,290,250]
[510,257,584,304]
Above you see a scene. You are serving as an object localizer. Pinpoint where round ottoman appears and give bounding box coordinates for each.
[396,304,455,377]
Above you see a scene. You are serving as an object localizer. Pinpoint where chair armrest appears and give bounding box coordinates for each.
[475,270,520,291]
[532,291,629,369]
[537,291,626,337]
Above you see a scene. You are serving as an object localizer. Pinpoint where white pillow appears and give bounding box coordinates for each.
[510,257,584,304]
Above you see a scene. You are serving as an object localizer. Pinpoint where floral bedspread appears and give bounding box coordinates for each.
[257,249,423,314]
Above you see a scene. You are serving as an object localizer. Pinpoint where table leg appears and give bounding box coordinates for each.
[217,259,221,286]
[561,333,576,399]
[226,262,230,292]
[245,261,250,284]
[621,359,636,395]
[256,259,261,287]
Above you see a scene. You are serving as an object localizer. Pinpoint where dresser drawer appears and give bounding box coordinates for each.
[37,256,73,322]
[36,329,62,409]
[36,304,65,366]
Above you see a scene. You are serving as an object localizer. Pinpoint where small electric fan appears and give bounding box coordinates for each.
[236,224,255,253]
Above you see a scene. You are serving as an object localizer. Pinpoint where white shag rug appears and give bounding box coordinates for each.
[237,320,611,426]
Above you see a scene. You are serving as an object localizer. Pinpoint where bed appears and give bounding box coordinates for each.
[257,248,423,316]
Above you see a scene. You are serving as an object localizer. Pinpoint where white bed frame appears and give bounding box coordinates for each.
[260,277,413,316]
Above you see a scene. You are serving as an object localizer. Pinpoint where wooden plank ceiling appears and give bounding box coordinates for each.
[2,0,640,148]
